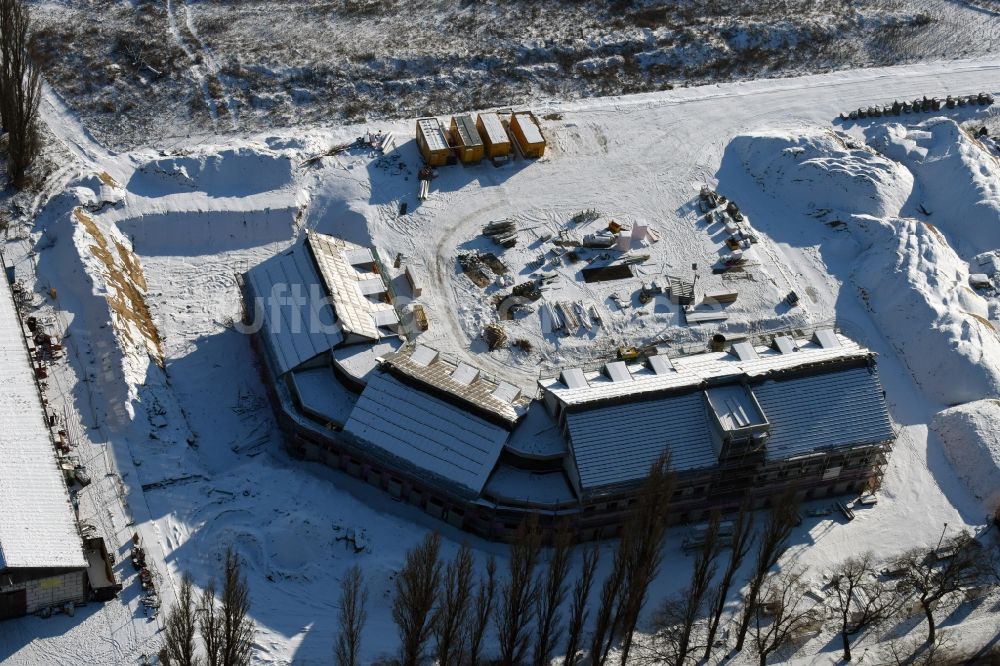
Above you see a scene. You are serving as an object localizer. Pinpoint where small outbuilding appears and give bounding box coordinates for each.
[450,115,484,164]
[415,117,451,166]
[510,112,546,158]
[476,112,511,158]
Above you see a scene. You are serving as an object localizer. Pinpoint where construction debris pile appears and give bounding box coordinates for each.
[839,92,994,122]
[700,186,757,273]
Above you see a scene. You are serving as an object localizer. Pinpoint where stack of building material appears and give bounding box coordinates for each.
[483,220,517,248]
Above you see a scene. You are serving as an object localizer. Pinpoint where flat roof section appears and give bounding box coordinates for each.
[513,113,544,145]
[417,118,449,152]
[0,272,86,571]
[454,115,482,147]
[705,384,767,431]
[478,112,509,145]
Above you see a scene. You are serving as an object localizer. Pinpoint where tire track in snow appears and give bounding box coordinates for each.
[164,0,237,131]
[180,0,239,130]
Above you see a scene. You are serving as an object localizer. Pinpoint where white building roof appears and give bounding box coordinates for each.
[705,384,767,431]
[417,118,449,152]
[306,232,397,341]
[478,112,509,146]
[245,243,344,376]
[541,331,870,407]
[0,275,86,571]
[513,113,544,145]
[343,372,509,494]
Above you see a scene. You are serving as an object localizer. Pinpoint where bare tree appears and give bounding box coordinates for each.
[393,532,443,666]
[750,570,813,666]
[563,545,599,666]
[334,565,369,666]
[161,573,200,666]
[434,543,474,666]
[676,512,721,664]
[533,520,574,666]
[0,0,42,186]
[467,555,497,666]
[590,454,675,666]
[704,498,754,661]
[615,455,675,666]
[735,493,799,652]
[589,542,628,666]
[496,514,542,666]
[893,531,996,645]
[829,553,898,661]
[641,512,722,665]
[221,547,255,666]
[199,581,223,666]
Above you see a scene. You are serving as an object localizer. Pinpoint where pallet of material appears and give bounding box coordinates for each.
[581,264,634,283]
[684,310,729,325]
[703,291,738,304]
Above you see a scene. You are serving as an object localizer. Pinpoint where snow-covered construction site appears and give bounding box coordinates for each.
[5,37,1000,665]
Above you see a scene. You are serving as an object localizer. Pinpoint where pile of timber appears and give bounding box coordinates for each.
[483,220,517,248]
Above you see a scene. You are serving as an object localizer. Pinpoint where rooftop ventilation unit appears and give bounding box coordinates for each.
[604,361,633,383]
[451,362,480,386]
[814,329,841,349]
[731,340,759,361]
[647,355,674,375]
[773,335,798,355]
[560,368,588,389]
[410,345,439,367]
[492,382,522,404]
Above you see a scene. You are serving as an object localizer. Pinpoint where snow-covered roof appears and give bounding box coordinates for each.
[512,113,544,145]
[343,372,509,494]
[705,384,767,431]
[381,346,527,428]
[0,275,86,571]
[754,365,894,460]
[416,117,449,152]
[540,331,871,408]
[289,367,357,426]
[245,242,344,376]
[306,232,398,341]
[452,115,482,147]
[332,337,404,384]
[565,391,718,492]
[478,112,509,146]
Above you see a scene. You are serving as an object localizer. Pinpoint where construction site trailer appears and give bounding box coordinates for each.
[450,115,485,164]
[510,112,546,158]
[476,112,511,158]
[415,117,451,166]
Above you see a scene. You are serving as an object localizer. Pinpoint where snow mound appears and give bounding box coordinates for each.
[854,216,1000,405]
[127,147,294,197]
[931,399,1000,509]
[733,129,913,218]
[867,118,1000,257]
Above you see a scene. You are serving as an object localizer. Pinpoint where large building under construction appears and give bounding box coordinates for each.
[244,233,896,541]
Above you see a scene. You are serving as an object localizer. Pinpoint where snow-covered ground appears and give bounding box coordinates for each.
[30,0,1000,151]
[4,54,1000,664]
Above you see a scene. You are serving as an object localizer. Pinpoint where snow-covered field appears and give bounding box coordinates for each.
[4,52,1000,664]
